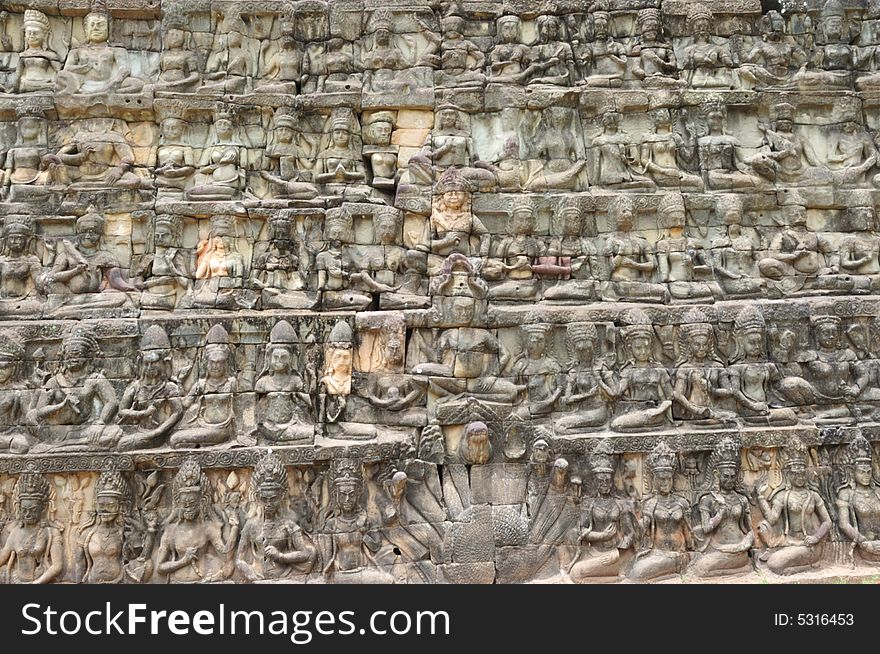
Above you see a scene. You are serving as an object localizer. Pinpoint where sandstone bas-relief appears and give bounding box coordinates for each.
[3,0,880,583]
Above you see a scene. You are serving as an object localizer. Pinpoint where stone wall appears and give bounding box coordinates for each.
[0,0,879,583]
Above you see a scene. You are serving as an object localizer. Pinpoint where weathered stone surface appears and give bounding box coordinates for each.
[3,0,880,584]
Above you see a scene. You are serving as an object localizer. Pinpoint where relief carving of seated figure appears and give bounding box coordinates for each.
[590,112,655,191]
[836,434,880,564]
[171,325,238,448]
[838,206,880,293]
[28,326,123,453]
[44,210,140,317]
[486,198,542,302]
[609,309,674,433]
[555,323,614,434]
[527,15,577,86]
[253,21,303,95]
[419,167,490,261]
[154,118,196,197]
[581,10,626,88]
[189,215,247,310]
[710,196,765,299]
[697,101,769,191]
[0,331,35,454]
[536,199,599,302]
[1,105,51,200]
[44,121,153,191]
[313,110,370,199]
[250,215,315,310]
[260,112,319,200]
[116,325,183,451]
[801,315,862,424]
[630,9,683,88]
[487,16,538,85]
[600,196,669,304]
[14,10,61,93]
[681,5,734,89]
[825,120,879,188]
[791,0,855,90]
[55,9,147,95]
[636,109,703,192]
[434,15,486,88]
[654,194,719,302]
[737,11,807,88]
[199,13,252,95]
[153,26,201,93]
[135,215,192,311]
[0,216,46,317]
[369,206,429,309]
[359,10,418,95]
[186,112,245,201]
[360,329,427,428]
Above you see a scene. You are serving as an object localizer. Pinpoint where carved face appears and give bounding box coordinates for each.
[325,219,348,242]
[572,335,595,361]
[76,221,103,248]
[142,352,164,381]
[826,16,843,39]
[374,214,399,244]
[787,463,806,487]
[595,471,613,495]
[329,348,351,377]
[85,14,109,43]
[166,28,185,49]
[370,120,393,145]
[688,332,710,359]
[775,118,793,132]
[742,332,764,358]
[64,343,91,374]
[161,119,184,142]
[0,357,16,385]
[499,20,520,43]
[276,126,294,144]
[178,489,201,520]
[526,332,546,358]
[538,17,559,42]
[270,347,291,374]
[154,223,174,248]
[20,497,43,526]
[24,24,47,49]
[855,463,873,486]
[450,298,475,325]
[96,495,121,523]
[259,488,282,517]
[594,15,608,38]
[376,27,391,45]
[707,110,724,133]
[640,17,659,39]
[216,119,234,140]
[654,469,674,494]
[228,31,243,48]
[206,350,230,379]
[613,204,634,232]
[331,128,350,148]
[442,190,467,211]
[6,232,28,255]
[18,117,42,141]
[384,338,403,366]
[628,335,651,363]
[438,109,458,130]
[815,323,839,350]
[692,17,710,38]
[512,209,534,235]
[718,467,737,491]
[765,13,784,37]
[335,483,358,512]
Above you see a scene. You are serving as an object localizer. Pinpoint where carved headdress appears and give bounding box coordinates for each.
[647,441,677,474]
[590,439,615,474]
[846,432,873,466]
[172,457,209,499]
[620,307,655,342]
[253,450,289,494]
[434,166,473,195]
[711,437,741,471]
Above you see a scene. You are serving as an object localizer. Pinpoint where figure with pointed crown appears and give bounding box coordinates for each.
[251,214,317,310]
[0,472,63,583]
[135,214,192,311]
[568,440,635,583]
[29,325,123,452]
[836,433,880,562]
[0,330,33,454]
[75,470,131,583]
[14,9,60,93]
[117,325,183,451]
[236,450,317,582]
[486,197,543,302]
[171,325,238,448]
[1,103,50,201]
[0,215,45,317]
[199,9,252,95]
[691,438,754,577]
[792,0,855,90]
[313,109,370,199]
[156,458,238,582]
[697,100,769,191]
[555,323,614,433]
[422,167,490,260]
[753,438,832,575]
[680,4,734,88]
[629,441,695,581]
[189,214,247,310]
[186,110,245,201]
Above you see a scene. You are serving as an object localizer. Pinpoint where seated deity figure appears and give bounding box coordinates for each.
[236,451,317,582]
[434,15,486,88]
[28,326,123,452]
[487,16,537,85]
[709,196,765,298]
[512,324,564,418]
[681,4,735,89]
[581,10,626,87]
[568,442,635,582]
[630,9,683,88]
[697,101,768,191]
[753,441,832,576]
[672,309,736,426]
[836,434,880,564]
[250,320,313,445]
[654,194,719,302]
[0,473,63,583]
[260,111,319,200]
[825,120,879,187]
[609,309,674,432]
[748,102,832,187]
[73,470,132,584]
[316,209,396,311]
[359,9,419,95]
[536,199,599,302]
[319,462,394,584]
[199,12,252,95]
[420,167,490,260]
[44,121,152,191]
[156,459,238,583]
[54,8,146,95]
[637,109,703,192]
[486,198,542,302]
[691,438,755,578]
[359,329,428,428]
[14,10,61,93]
[738,11,807,88]
[251,215,315,310]
[116,326,183,452]
[362,112,398,191]
[727,309,801,426]
[189,215,247,310]
[600,196,669,304]
[135,215,191,311]
[366,207,429,309]
[629,442,695,581]
[801,315,861,424]
[591,112,655,191]
[527,15,577,86]
[313,110,370,199]
[171,325,238,448]
[44,210,140,317]
[473,137,528,192]
[302,34,358,94]
[1,104,51,200]
[0,216,45,317]
[153,25,201,93]
[757,205,837,297]
[154,118,196,197]
[524,107,588,191]
[254,21,303,95]
[0,331,34,454]
[791,0,855,90]
[555,323,614,434]
[187,111,245,201]
[838,206,880,292]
